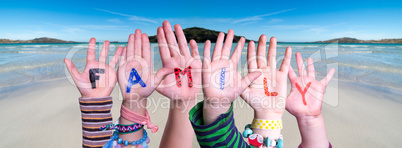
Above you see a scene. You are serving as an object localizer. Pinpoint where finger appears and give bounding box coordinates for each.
[109,46,123,69]
[296,52,307,77]
[288,66,297,80]
[222,29,234,60]
[99,40,110,64]
[240,87,253,105]
[240,71,262,92]
[153,68,174,88]
[230,37,245,69]
[142,33,151,64]
[86,38,96,62]
[321,68,335,86]
[157,26,171,62]
[267,37,277,67]
[190,39,200,60]
[64,58,80,79]
[256,35,267,68]
[134,29,142,57]
[307,58,316,79]
[174,24,191,57]
[127,34,135,60]
[268,36,277,88]
[120,47,127,66]
[212,32,225,61]
[202,40,212,84]
[162,21,180,57]
[279,47,292,72]
[247,41,257,72]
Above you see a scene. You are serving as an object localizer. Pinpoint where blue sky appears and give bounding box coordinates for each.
[1,0,401,42]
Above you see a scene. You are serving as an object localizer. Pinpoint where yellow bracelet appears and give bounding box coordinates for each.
[251,119,283,130]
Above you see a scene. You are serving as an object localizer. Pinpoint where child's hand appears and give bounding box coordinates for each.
[155,21,202,100]
[64,38,122,98]
[202,30,261,124]
[203,30,261,104]
[117,29,172,107]
[286,52,335,119]
[286,52,334,148]
[240,36,292,119]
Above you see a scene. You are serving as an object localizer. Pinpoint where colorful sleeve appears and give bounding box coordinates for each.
[189,101,249,148]
[79,97,114,148]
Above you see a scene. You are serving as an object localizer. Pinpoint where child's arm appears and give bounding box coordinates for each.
[116,30,172,146]
[286,52,335,148]
[240,35,292,148]
[192,29,261,147]
[64,38,123,147]
[156,21,202,148]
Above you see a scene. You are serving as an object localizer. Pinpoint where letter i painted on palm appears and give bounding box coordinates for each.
[126,68,146,93]
[295,82,311,105]
[263,77,278,96]
[89,68,105,89]
[220,68,225,90]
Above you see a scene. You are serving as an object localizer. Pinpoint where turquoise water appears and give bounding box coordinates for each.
[0,42,401,89]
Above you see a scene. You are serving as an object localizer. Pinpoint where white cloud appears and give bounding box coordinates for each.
[96,8,158,24]
[74,25,129,29]
[107,19,123,24]
[263,25,314,29]
[268,19,283,23]
[233,8,295,24]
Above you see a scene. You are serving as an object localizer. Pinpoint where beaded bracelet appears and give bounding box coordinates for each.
[114,130,149,148]
[243,125,283,148]
[100,123,144,134]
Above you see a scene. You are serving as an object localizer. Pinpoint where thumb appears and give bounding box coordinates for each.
[64,58,80,79]
[153,67,173,88]
[240,71,261,93]
[240,87,252,104]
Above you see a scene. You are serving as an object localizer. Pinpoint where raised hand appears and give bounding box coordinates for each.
[240,36,292,119]
[117,29,172,106]
[286,52,335,118]
[156,21,202,100]
[202,29,261,124]
[203,29,262,102]
[64,38,122,98]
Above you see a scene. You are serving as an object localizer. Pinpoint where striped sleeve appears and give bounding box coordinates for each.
[79,97,114,148]
[189,101,249,148]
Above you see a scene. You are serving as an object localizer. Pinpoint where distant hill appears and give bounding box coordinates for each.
[148,27,252,43]
[315,37,402,44]
[0,37,75,43]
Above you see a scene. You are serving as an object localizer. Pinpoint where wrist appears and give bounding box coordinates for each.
[122,98,147,116]
[81,94,109,99]
[296,114,324,127]
[204,97,232,110]
[169,99,196,113]
[254,111,283,120]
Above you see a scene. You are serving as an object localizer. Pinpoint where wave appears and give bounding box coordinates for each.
[337,63,402,74]
[0,62,61,72]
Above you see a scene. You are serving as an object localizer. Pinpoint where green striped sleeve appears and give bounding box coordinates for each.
[189,101,249,148]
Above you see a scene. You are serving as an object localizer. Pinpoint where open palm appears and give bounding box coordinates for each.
[64,38,122,98]
[118,29,172,102]
[286,52,335,118]
[202,29,261,103]
[241,36,292,114]
[155,21,202,100]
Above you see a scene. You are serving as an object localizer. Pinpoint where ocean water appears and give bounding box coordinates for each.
[0,42,401,90]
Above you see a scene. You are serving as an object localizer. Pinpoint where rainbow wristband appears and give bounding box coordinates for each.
[251,119,283,130]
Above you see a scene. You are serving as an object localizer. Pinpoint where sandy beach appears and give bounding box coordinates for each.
[0,76,401,148]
